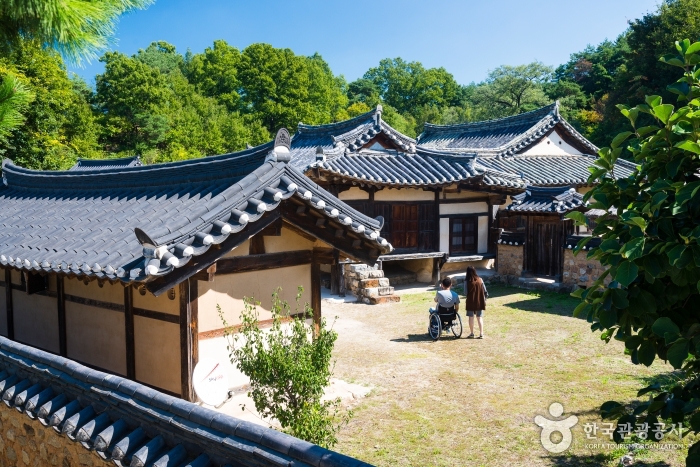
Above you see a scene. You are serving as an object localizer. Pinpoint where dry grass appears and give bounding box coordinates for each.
[326,285,691,467]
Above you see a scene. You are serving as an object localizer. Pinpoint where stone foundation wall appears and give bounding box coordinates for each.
[562,249,610,289]
[344,264,400,304]
[496,244,524,277]
[0,403,111,467]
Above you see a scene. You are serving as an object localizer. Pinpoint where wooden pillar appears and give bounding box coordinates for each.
[179,280,198,402]
[311,261,321,337]
[57,276,67,357]
[432,257,441,287]
[249,235,265,255]
[330,250,340,296]
[434,190,441,252]
[487,198,494,254]
[5,268,13,340]
[338,261,346,298]
[124,286,135,380]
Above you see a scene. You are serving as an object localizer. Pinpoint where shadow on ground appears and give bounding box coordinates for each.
[489,285,582,318]
[390,333,454,343]
[546,454,670,466]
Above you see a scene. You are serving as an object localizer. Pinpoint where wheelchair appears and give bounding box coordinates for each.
[428,306,463,340]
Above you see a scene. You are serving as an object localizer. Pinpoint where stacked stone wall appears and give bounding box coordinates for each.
[344,264,400,304]
[0,404,111,467]
[562,249,610,289]
[497,244,524,278]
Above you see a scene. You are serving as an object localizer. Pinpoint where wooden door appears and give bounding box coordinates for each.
[527,218,562,277]
[391,205,419,250]
[449,217,477,255]
[418,203,436,251]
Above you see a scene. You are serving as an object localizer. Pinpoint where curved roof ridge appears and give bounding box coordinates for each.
[296,106,379,134]
[1,141,275,189]
[70,155,142,171]
[421,102,558,134]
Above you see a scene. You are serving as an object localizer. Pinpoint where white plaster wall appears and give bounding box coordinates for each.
[222,239,249,258]
[133,283,179,315]
[65,277,122,304]
[521,129,581,155]
[264,227,315,253]
[478,216,488,253]
[444,190,485,200]
[338,187,369,200]
[439,202,488,216]
[375,188,434,201]
[134,316,180,395]
[13,292,60,353]
[439,218,450,253]
[66,302,126,375]
[198,264,312,332]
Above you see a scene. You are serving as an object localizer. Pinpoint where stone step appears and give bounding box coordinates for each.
[358,278,390,288]
[360,286,395,298]
[367,295,401,305]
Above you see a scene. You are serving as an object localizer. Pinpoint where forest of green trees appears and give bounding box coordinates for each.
[3,0,700,170]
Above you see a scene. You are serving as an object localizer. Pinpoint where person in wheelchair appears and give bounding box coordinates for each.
[432,277,459,326]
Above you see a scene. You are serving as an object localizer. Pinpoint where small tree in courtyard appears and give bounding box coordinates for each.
[567,39,700,464]
[218,287,349,448]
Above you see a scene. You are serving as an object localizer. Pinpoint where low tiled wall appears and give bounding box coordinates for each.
[496,244,524,277]
[562,249,610,289]
[0,337,371,467]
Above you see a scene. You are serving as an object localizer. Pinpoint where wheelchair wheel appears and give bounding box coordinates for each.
[428,313,441,341]
[451,313,463,338]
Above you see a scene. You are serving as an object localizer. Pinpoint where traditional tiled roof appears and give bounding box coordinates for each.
[306,146,527,188]
[506,186,585,213]
[70,156,142,171]
[476,154,637,186]
[417,102,599,156]
[0,336,371,467]
[288,106,416,170]
[0,141,391,287]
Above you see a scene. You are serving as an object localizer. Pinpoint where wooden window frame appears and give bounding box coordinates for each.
[449,216,478,255]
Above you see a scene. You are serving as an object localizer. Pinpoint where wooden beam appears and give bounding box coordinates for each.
[124,286,135,380]
[249,234,266,255]
[312,247,335,265]
[147,211,281,296]
[311,261,321,338]
[4,268,13,340]
[57,276,67,357]
[330,250,340,295]
[214,250,313,275]
[179,280,197,401]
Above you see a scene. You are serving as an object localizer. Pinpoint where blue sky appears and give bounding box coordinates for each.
[70,0,662,86]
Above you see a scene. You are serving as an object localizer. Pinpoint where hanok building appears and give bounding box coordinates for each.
[0,131,391,400]
[297,102,634,285]
[0,102,633,400]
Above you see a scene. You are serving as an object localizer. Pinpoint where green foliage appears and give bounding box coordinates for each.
[0,0,153,64]
[0,73,33,147]
[470,62,553,120]
[568,39,700,465]
[1,41,101,169]
[95,42,269,161]
[218,288,349,448]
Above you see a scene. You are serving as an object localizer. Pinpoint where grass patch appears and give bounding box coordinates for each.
[326,285,691,467]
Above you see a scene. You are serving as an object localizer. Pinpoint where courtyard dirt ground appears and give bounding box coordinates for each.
[328,285,691,467]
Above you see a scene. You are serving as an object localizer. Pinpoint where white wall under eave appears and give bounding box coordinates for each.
[439,218,450,253]
[478,216,489,253]
[521,129,581,156]
[339,187,369,200]
[439,202,488,215]
[375,188,435,202]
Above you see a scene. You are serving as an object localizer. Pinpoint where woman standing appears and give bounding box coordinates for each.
[465,266,488,338]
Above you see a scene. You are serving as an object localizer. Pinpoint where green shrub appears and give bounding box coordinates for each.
[218,287,350,448]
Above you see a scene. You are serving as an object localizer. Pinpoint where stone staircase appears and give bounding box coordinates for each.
[344,264,401,304]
